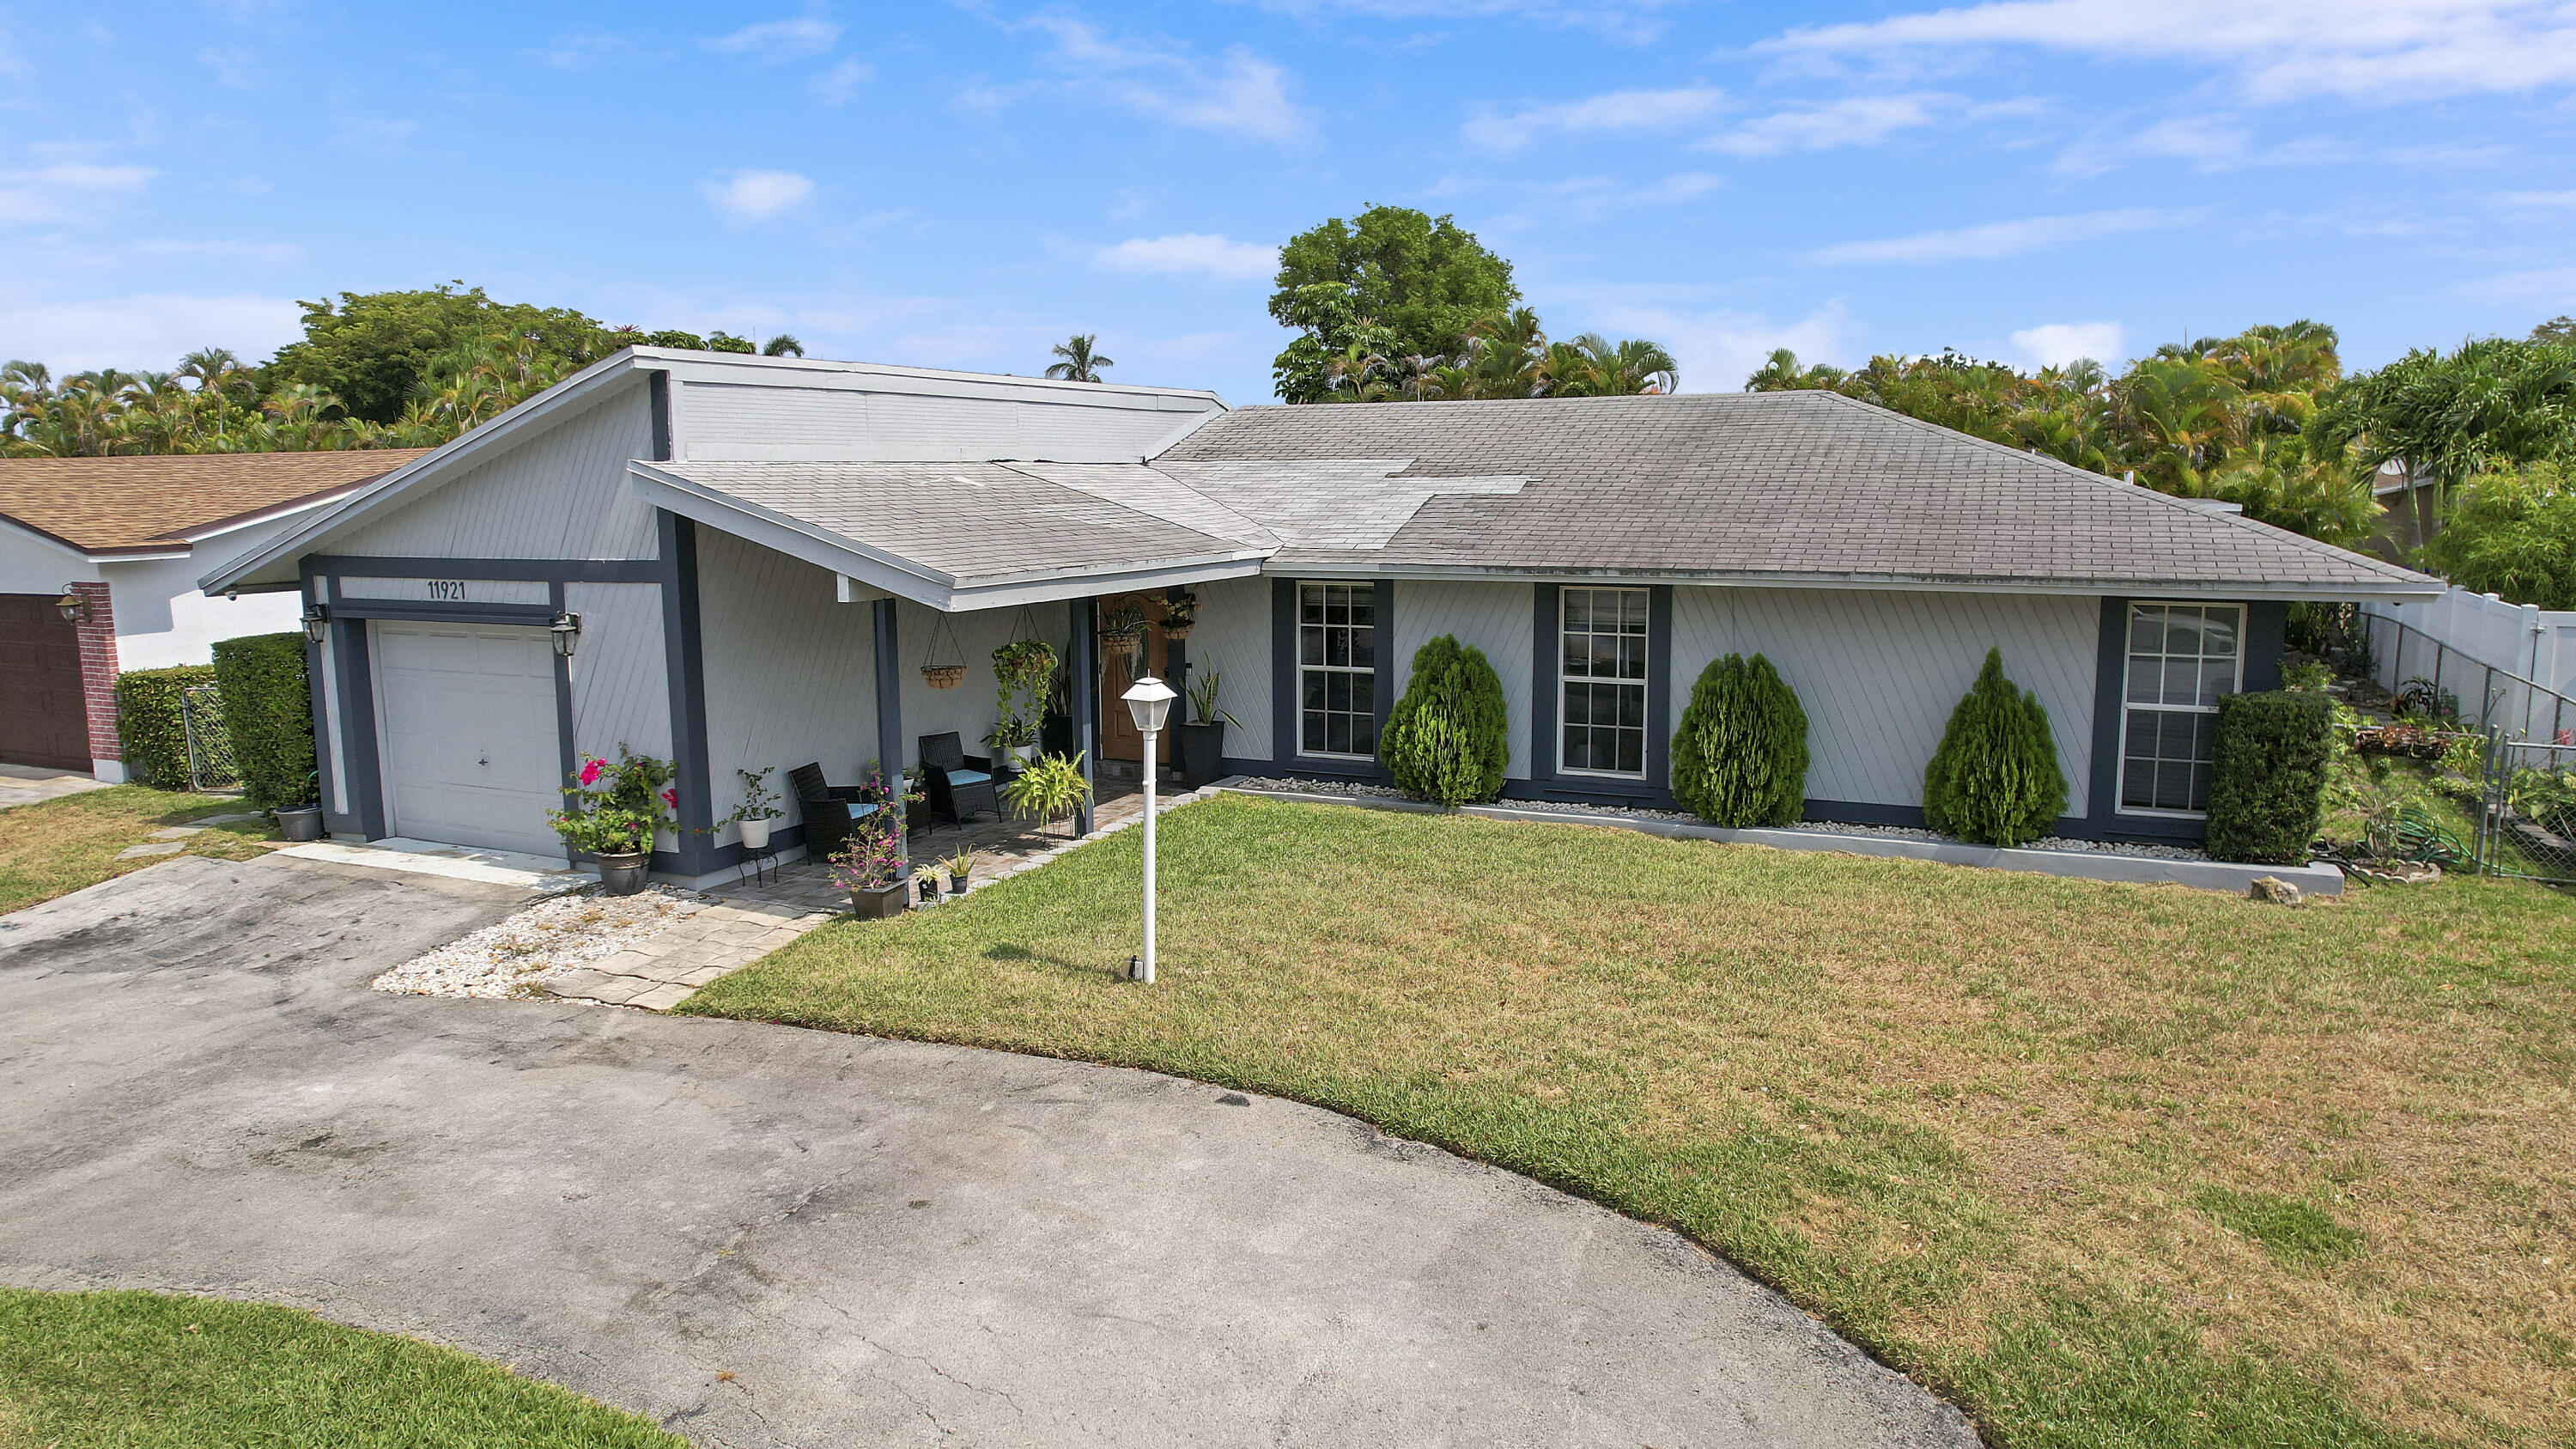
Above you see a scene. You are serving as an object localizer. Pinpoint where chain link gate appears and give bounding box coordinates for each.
[2476,736,2576,886]
[179,683,240,793]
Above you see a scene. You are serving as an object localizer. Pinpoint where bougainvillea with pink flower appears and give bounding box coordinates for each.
[549,744,677,856]
[827,760,923,894]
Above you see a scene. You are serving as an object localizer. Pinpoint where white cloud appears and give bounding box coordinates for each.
[0,24,27,79]
[1698,92,1958,155]
[701,169,816,223]
[1464,86,1728,151]
[1756,0,2576,102]
[1808,207,2200,264]
[2460,266,2576,302]
[1485,171,1723,228]
[1097,233,1279,282]
[1577,298,1856,393]
[0,293,304,373]
[1250,0,1684,42]
[127,238,301,265]
[0,163,154,224]
[334,118,418,155]
[2498,189,2576,207]
[814,56,871,105]
[1023,17,1309,143]
[706,14,841,61]
[2011,320,2125,368]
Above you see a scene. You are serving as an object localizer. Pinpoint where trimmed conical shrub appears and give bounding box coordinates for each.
[1670,653,1809,827]
[1922,648,2067,847]
[1380,635,1510,806]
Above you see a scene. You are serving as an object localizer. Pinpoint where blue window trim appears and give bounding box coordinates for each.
[1526,583,1674,804]
[1271,576,1394,783]
[2083,596,2285,843]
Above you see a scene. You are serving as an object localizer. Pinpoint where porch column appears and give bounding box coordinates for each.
[872,596,908,878]
[1070,596,1097,835]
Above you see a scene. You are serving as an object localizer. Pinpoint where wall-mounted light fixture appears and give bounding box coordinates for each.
[301,603,330,643]
[55,589,88,625]
[550,612,583,659]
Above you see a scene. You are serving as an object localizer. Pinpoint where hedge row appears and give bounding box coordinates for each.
[113,666,219,788]
[211,632,318,807]
[2206,691,2332,864]
[1379,636,1511,807]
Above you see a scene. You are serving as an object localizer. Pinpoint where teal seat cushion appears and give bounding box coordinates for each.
[945,770,993,787]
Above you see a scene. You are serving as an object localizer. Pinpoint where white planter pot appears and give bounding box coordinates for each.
[653,826,677,855]
[1010,743,1039,765]
[739,818,774,850]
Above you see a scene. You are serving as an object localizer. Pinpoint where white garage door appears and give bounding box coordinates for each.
[374,623,565,856]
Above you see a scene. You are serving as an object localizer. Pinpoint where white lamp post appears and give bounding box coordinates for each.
[1121,673,1177,983]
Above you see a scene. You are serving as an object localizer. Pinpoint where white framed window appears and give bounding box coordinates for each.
[2118,602,2245,815]
[1559,586,1649,777]
[1297,581,1376,758]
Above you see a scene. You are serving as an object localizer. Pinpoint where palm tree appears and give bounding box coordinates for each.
[1577,334,1680,395]
[1045,334,1112,382]
[761,334,804,357]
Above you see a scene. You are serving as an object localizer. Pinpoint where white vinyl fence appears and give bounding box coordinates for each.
[2362,587,2576,742]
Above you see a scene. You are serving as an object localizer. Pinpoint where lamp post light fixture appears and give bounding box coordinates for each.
[55,589,88,625]
[549,612,583,659]
[300,602,330,644]
[1120,673,1177,984]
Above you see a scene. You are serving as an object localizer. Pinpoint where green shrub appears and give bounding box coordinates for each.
[2205,690,2332,863]
[211,632,317,807]
[113,665,220,788]
[1379,635,1510,806]
[1669,653,1808,826]
[1922,648,2067,847]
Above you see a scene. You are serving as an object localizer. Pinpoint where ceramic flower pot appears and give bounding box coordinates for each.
[273,805,324,843]
[739,818,773,850]
[596,851,650,897]
[849,880,910,919]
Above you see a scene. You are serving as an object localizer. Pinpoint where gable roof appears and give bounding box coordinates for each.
[0,449,430,557]
[1156,392,2439,599]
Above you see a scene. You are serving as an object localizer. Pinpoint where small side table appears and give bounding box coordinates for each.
[739,838,782,889]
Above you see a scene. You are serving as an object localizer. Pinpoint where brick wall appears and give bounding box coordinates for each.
[69,581,119,765]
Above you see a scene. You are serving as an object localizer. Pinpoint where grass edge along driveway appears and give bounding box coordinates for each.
[0,1287,682,1448]
[0,786,275,916]
[682,793,2575,1449]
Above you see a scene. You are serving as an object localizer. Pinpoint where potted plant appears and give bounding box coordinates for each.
[1160,588,1198,641]
[914,863,947,904]
[983,715,1040,765]
[828,774,914,919]
[550,745,677,896]
[274,770,325,842]
[1177,670,1238,788]
[942,848,974,895]
[726,765,782,850]
[999,750,1094,837]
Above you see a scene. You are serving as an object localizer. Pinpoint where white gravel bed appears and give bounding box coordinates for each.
[372,886,711,1000]
[1228,776,2209,861]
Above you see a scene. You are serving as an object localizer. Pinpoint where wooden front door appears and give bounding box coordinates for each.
[0,594,91,770]
[1097,594,1170,765]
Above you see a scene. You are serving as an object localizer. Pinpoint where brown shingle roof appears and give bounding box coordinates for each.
[0,449,432,555]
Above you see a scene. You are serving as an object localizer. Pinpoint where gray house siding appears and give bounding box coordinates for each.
[327,381,659,561]
[1392,580,1535,781]
[565,581,671,768]
[1183,575,1271,764]
[696,528,876,855]
[896,596,1072,771]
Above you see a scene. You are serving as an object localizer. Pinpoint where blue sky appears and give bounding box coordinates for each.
[4,2,2574,401]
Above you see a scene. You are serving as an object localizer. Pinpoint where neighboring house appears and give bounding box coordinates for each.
[1,449,430,778]
[200,348,2439,881]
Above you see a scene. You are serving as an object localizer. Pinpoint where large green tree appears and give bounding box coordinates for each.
[1268,206,1517,402]
[267,284,617,423]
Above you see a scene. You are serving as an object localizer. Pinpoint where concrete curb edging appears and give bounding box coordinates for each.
[1205,780,2345,897]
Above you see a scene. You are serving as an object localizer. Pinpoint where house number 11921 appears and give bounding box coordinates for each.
[424,580,468,600]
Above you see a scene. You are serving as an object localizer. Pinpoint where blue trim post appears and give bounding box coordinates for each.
[329,606,386,839]
[656,510,715,877]
[300,563,337,831]
[1072,595,1097,834]
[2087,597,2128,833]
[1528,583,1559,793]
[550,580,577,808]
[1270,576,1297,772]
[1645,584,1674,792]
[1369,578,1394,782]
[873,596,908,878]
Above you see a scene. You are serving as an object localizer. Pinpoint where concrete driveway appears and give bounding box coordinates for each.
[0,853,1978,1448]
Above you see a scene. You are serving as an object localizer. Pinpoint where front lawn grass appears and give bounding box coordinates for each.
[0,1288,682,1448]
[0,786,274,916]
[683,794,2576,1448]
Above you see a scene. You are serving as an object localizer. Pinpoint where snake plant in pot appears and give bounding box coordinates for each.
[1178,670,1239,788]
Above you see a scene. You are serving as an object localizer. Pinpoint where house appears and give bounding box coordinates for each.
[1,448,430,777]
[198,347,2440,882]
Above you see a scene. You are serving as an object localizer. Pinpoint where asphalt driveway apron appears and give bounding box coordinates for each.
[0,853,1978,1448]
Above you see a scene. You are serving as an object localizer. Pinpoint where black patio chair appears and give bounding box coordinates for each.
[787,762,877,859]
[917,733,999,827]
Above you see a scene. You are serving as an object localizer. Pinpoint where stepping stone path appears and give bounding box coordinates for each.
[542,900,834,1012]
[115,842,188,859]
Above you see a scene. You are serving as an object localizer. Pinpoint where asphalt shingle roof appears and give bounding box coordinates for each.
[0,448,432,554]
[1156,392,2436,595]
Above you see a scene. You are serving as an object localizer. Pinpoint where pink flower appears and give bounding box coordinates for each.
[660,788,677,807]
[578,758,604,786]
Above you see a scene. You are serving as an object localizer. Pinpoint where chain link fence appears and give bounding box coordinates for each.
[179,684,240,793]
[2477,739,2576,885]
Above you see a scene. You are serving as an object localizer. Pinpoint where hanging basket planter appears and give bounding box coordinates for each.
[920,614,968,689]
[1160,620,1195,641]
[1097,599,1149,654]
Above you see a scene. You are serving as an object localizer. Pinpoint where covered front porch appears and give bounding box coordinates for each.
[637,456,1273,891]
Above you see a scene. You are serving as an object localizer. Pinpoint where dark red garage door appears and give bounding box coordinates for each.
[0,594,91,770]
